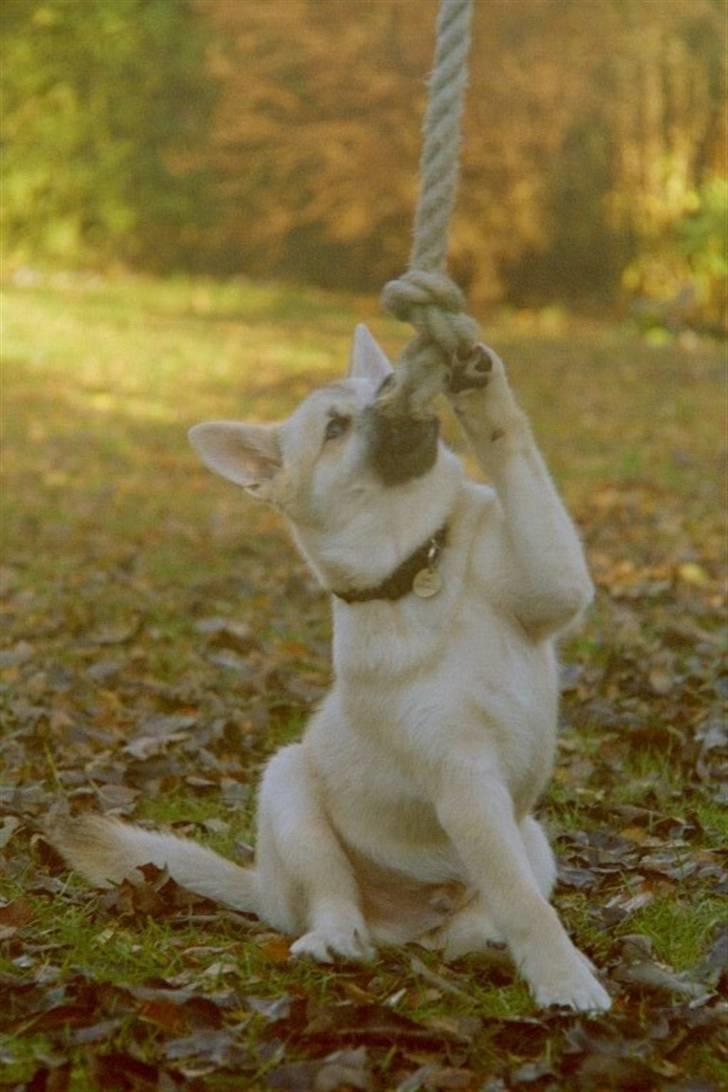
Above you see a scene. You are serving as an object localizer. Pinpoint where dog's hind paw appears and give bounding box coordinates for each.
[420,902,504,961]
[530,962,611,1013]
[290,926,374,964]
[534,977,611,1013]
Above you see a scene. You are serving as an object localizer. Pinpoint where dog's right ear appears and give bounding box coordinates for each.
[348,324,393,383]
[188,421,281,495]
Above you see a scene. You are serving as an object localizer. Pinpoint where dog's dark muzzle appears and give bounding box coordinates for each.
[362,404,440,486]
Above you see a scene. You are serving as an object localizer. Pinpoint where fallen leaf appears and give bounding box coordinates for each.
[694,923,728,986]
[314,1047,371,1091]
[95,784,140,813]
[87,616,143,645]
[0,898,34,929]
[267,1048,371,1092]
[195,617,254,650]
[613,959,708,998]
[678,562,711,587]
[0,815,21,848]
[259,934,291,963]
[648,666,673,694]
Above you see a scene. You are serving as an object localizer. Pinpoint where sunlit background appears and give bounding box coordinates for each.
[3,0,726,328]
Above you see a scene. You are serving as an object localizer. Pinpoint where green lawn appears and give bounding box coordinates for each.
[1,273,725,1090]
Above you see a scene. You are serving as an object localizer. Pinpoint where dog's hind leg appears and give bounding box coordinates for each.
[419,893,503,959]
[422,816,555,959]
[256,744,374,962]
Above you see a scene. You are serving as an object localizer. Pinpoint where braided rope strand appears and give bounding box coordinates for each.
[378,0,480,417]
[411,0,473,274]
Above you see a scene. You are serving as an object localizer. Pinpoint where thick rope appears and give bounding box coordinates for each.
[378,0,479,417]
[409,0,474,274]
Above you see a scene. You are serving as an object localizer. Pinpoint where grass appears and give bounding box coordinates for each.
[1,270,725,1088]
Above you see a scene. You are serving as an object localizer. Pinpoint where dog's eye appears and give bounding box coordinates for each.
[324,415,350,442]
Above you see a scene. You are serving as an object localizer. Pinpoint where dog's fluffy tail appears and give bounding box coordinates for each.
[51,814,260,915]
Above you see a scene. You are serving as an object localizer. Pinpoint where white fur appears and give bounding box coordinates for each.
[52,326,610,1012]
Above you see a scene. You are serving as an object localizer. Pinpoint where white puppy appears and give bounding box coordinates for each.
[53,326,610,1012]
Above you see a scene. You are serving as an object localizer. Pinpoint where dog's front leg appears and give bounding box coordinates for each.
[423,815,556,959]
[448,348,593,638]
[256,744,374,963]
[435,759,610,1011]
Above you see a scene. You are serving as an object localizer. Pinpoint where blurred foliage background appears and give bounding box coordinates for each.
[2,0,726,329]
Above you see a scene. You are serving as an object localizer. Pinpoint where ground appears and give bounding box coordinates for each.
[1,273,726,1090]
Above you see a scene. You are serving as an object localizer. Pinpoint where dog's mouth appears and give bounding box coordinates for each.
[362,404,440,486]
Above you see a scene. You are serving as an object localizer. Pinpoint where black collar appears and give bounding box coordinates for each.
[333,525,448,605]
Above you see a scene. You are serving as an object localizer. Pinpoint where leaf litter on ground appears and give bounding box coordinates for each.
[1,278,726,1089]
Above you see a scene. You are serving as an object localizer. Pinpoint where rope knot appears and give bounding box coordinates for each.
[375,269,481,419]
[381,269,479,362]
[382,270,464,322]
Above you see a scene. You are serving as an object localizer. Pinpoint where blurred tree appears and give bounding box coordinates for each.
[602,0,726,326]
[197,0,432,281]
[201,0,725,324]
[1,0,216,268]
[2,0,724,326]
[201,0,597,300]
[504,0,726,317]
[675,177,727,330]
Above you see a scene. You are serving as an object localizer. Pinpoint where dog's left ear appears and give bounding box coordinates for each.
[348,324,393,383]
[188,421,281,497]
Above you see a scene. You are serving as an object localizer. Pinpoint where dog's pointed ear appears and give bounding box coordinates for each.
[348,324,393,383]
[188,421,281,494]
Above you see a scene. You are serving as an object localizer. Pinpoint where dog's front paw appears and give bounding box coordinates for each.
[290,926,374,964]
[447,344,494,395]
[523,946,611,1013]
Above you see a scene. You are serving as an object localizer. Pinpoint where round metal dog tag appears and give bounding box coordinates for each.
[413,568,442,598]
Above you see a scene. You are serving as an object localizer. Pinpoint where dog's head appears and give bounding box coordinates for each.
[189,326,446,532]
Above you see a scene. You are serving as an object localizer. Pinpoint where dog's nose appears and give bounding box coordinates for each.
[362,406,439,486]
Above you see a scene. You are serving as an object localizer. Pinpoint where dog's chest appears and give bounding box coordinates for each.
[333,586,559,805]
